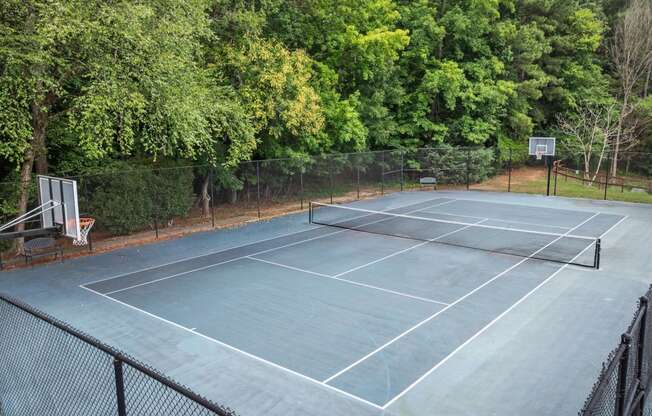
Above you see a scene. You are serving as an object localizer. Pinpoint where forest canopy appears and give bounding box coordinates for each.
[1,0,651,186]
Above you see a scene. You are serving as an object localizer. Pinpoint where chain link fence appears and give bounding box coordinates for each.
[0,147,504,268]
[579,285,652,416]
[0,293,237,416]
[553,152,652,204]
[3,147,652,268]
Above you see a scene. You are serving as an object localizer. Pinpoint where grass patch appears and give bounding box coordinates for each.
[511,177,652,204]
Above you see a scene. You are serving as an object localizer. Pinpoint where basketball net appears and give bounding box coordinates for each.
[73,217,95,246]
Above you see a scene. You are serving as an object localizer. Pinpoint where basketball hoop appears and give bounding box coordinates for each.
[536,151,544,160]
[73,217,95,246]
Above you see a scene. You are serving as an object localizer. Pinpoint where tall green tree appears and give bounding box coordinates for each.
[0,0,252,247]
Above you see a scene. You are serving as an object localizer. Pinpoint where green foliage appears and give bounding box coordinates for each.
[81,161,195,235]
[1,0,642,202]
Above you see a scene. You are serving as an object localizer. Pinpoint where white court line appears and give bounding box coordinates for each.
[79,285,384,410]
[429,193,602,215]
[415,209,570,231]
[382,214,628,409]
[83,195,455,288]
[332,219,489,279]
[99,198,459,296]
[311,202,598,240]
[322,212,600,385]
[247,256,450,306]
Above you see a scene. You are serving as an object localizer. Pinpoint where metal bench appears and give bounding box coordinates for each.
[419,176,437,190]
[23,237,63,266]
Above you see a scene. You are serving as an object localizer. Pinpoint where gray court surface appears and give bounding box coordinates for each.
[1,190,650,416]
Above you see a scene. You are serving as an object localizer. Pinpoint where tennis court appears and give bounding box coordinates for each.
[73,193,623,409]
[1,190,646,415]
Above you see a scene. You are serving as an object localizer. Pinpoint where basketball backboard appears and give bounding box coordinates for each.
[37,175,80,240]
[529,137,556,157]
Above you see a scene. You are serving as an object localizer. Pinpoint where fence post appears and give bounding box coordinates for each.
[616,334,632,416]
[256,161,261,219]
[507,148,512,193]
[466,149,471,190]
[381,152,385,195]
[634,296,650,416]
[209,168,215,228]
[554,161,558,196]
[357,166,360,200]
[400,151,404,192]
[113,358,128,416]
[604,154,611,201]
[329,157,334,204]
[300,169,304,210]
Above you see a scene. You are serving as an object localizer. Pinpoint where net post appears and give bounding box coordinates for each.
[113,358,128,416]
[595,238,601,269]
[308,201,313,224]
[616,334,632,416]
[507,148,512,193]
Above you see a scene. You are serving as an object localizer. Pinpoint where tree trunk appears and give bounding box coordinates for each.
[13,101,49,253]
[200,174,210,217]
[33,101,49,174]
[14,149,35,254]
[611,98,628,177]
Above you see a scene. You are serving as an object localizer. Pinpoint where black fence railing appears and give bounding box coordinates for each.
[553,152,652,203]
[0,147,504,267]
[579,285,652,416]
[2,147,652,268]
[0,293,237,416]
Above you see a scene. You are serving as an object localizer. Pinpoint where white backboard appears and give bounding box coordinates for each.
[37,175,80,240]
[529,137,556,156]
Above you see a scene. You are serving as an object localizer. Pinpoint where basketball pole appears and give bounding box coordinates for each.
[546,155,553,196]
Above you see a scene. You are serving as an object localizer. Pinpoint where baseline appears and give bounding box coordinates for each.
[382,214,628,409]
[85,197,457,295]
[322,212,600,387]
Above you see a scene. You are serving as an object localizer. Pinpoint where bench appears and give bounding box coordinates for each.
[23,237,63,266]
[419,176,437,190]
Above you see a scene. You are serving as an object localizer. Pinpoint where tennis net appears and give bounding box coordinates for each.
[309,202,601,268]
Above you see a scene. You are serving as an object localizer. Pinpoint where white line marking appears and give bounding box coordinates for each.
[332,219,489,279]
[83,196,453,287]
[311,202,598,241]
[99,199,458,296]
[247,256,450,306]
[322,212,600,385]
[86,196,453,289]
[415,209,570,230]
[79,285,384,410]
[382,213,627,408]
[431,193,603,214]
